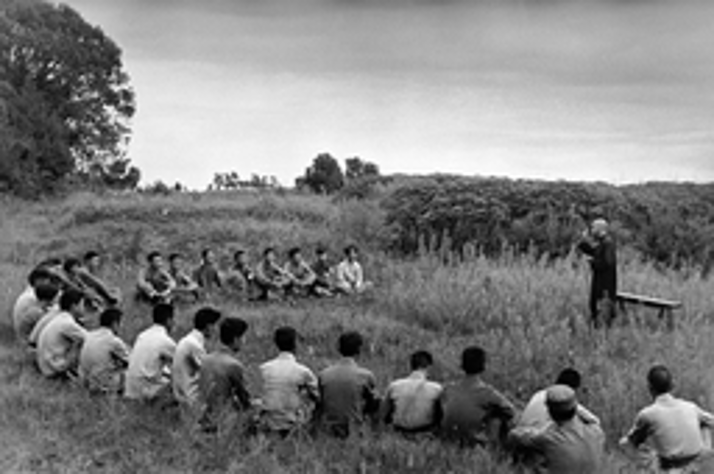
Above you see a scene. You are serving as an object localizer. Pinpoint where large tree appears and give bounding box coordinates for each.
[296,153,345,194]
[0,0,138,196]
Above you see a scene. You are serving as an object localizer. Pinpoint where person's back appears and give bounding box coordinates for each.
[14,283,59,347]
[36,290,88,377]
[78,308,130,394]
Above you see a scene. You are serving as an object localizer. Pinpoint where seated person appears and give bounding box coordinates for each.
[383,350,443,434]
[284,247,317,296]
[254,247,292,300]
[82,251,122,306]
[136,251,176,304]
[192,248,222,293]
[63,257,112,312]
[311,246,335,296]
[334,245,371,295]
[78,308,130,394]
[224,250,258,301]
[318,331,380,438]
[198,317,252,432]
[36,289,88,378]
[439,346,517,448]
[12,266,59,330]
[14,283,60,347]
[168,253,200,301]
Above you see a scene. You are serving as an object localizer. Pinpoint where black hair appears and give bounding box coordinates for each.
[548,404,577,423]
[193,307,222,331]
[83,251,100,263]
[274,326,297,352]
[63,257,82,274]
[168,253,182,263]
[28,267,53,286]
[555,368,582,390]
[316,246,327,256]
[34,283,60,303]
[288,247,301,259]
[263,247,276,257]
[147,251,162,263]
[461,346,486,375]
[59,289,84,311]
[219,318,249,346]
[410,350,434,371]
[99,308,123,328]
[338,331,363,357]
[234,249,245,260]
[201,248,213,260]
[344,245,358,256]
[648,365,673,396]
[152,303,175,326]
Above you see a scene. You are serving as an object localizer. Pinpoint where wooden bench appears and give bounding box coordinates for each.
[616,291,682,329]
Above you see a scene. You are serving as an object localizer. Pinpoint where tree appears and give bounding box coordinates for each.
[0,0,138,196]
[345,157,380,181]
[296,153,344,194]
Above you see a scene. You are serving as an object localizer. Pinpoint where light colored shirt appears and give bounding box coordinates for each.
[28,306,61,347]
[36,311,88,376]
[626,393,714,460]
[14,298,54,346]
[519,389,600,429]
[510,417,605,474]
[13,286,39,340]
[12,286,36,325]
[385,370,443,430]
[259,352,319,431]
[79,327,130,393]
[335,260,364,292]
[319,358,379,430]
[172,329,206,405]
[125,325,176,400]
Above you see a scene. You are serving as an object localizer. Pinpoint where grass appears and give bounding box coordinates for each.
[1,191,714,472]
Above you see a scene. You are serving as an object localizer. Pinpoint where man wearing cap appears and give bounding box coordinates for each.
[509,385,605,474]
[620,365,714,473]
[577,218,617,328]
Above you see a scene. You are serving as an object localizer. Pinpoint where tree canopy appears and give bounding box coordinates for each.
[0,0,139,196]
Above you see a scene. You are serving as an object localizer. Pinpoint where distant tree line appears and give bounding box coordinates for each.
[295,153,381,197]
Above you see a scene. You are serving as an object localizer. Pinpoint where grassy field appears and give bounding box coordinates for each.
[1,191,714,473]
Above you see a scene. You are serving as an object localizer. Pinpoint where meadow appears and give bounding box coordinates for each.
[1,190,714,473]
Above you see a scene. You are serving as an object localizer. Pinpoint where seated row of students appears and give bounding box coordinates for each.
[136,245,371,304]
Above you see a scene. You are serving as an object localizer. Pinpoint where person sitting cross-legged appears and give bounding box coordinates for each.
[172,307,222,407]
[383,350,443,435]
[334,245,372,295]
[198,317,252,433]
[136,251,176,305]
[509,385,606,474]
[439,346,517,449]
[14,282,59,348]
[192,248,223,295]
[82,251,122,306]
[285,247,317,297]
[124,303,177,404]
[310,246,335,297]
[78,307,130,395]
[318,331,380,438]
[168,253,200,302]
[254,247,292,300]
[35,289,88,379]
[224,250,258,301]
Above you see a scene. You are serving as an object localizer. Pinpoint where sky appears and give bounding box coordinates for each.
[61,0,714,189]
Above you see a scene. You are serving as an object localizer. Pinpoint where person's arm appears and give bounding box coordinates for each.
[508,425,546,449]
[137,269,158,297]
[619,412,652,453]
[301,368,320,403]
[229,365,252,410]
[363,372,381,416]
[697,405,714,429]
[111,338,130,369]
[334,262,349,290]
[576,404,601,425]
[187,343,205,373]
[354,263,364,288]
[381,385,395,425]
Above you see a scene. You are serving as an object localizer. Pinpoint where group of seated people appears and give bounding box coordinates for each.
[10,260,714,473]
[137,244,372,304]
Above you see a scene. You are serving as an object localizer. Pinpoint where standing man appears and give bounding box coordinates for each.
[577,218,617,328]
[620,365,714,473]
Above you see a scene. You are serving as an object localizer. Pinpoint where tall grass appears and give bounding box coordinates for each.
[1,191,713,473]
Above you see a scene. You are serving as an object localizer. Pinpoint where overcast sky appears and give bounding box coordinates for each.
[61,0,714,188]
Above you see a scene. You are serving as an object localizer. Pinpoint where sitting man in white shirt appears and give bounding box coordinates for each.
[620,365,714,473]
[172,307,222,406]
[124,303,177,404]
[14,283,59,348]
[79,307,130,394]
[258,326,319,435]
[334,245,372,295]
[36,289,88,378]
[383,350,443,434]
[12,266,58,337]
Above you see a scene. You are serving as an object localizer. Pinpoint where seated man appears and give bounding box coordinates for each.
[318,331,380,438]
[439,346,517,448]
[63,257,108,312]
[311,246,335,297]
[172,307,222,406]
[334,245,371,295]
[518,368,600,429]
[82,251,122,306]
[284,247,317,297]
[124,303,177,403]
[224,250,258,301]
[78,308,130,394]
[509,385,605,474]
[36,289,88,378]
[168,253,200,302]
[383,350,443,434]
[258,326,319,435]
[14,282,59,347]
[254,247,292,300]
[198,317,251,432]
[136,251,176,304]
[620,365,714,473]
[12,266,58,334]
[192,248,222,294]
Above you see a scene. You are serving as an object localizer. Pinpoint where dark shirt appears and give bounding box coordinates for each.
[578,235,617,299]
[312,260,331,285]
[193,263,222,291]
[198,346,250,427]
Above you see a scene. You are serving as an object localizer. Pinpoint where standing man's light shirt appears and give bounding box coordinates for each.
[36,311,88,376]
[125,324,176,400]
[172,329,206,405]
[385,370,443,430]
[79,327,130,393]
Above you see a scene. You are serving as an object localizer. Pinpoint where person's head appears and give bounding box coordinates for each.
[591,218,609,239]
[288,247,302,262]
[147,251,164,269]
[647,365,673,397]
[461,346,486,375]
[28,267,54,288]
[168,253,183,270]
[274,326,297,353]
[219,317,249,351]
[152,303,175,329]
[34,283,60,305]
[201,248,215,264]
[233,250,247,266]
[59,288,85,314]
[193,307,222,337]
[555,368,582,391]
[63,257,82,276]
[344,245,358,261]
[410,350,434,372]
[37,257,63,271]
[83,251,101,272]
[316,246,328,261]
[99,307,123,331]
[546,385,578,423]
[338,331,364,358]
[264,247,276,263]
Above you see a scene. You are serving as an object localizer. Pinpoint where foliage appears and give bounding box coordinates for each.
[0,0,138,197]
[296,153,345,194]
[211,172,280,191]
[345,156,379,181]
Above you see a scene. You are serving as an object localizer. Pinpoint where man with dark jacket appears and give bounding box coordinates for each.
[578,218,617,328]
